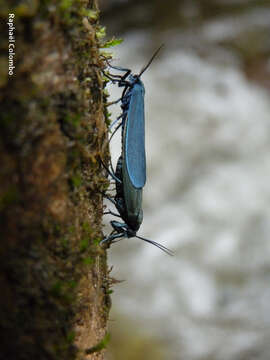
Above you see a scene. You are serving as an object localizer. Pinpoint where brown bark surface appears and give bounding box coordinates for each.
[0,1,110,359]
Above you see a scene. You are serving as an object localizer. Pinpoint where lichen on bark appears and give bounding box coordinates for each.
[0,1,110,359]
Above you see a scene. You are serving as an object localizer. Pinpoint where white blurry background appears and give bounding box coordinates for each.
[101,2,270,359]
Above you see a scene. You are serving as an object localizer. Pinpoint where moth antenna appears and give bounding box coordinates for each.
[135,235,173,256]
[138,44,164,77]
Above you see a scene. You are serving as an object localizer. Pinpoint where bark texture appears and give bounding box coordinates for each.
[0,1,111,359]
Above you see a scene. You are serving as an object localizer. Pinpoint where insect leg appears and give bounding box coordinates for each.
[103,210,121,218]
[102,193,117,206]
[106,65,131,80]
[103,72,123,84]
[106,98,122,107]
[109,122,122,145]
[101,57,131,81]
[109,113,124,131]
[100,158,122,184]
[100,232,124,246]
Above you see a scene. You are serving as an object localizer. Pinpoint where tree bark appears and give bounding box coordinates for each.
[0,1,110,359]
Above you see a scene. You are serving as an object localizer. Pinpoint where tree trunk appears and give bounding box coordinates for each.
[0,1,110,359]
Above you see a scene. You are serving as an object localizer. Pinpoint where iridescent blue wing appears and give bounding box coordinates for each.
[124,82,146,189]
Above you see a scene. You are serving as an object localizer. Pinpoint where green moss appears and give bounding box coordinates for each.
[101,37,123,49]
[0,186,20,211]
[93,237,101,246]
[96,26,106,40]
[79,8,99,20]
[67,148,81,170]
[68,225,75,233]
[85,332,110,354]
[61,237,69,249]
[82,221,92,234]
[67,280,77,289]
[64,113,82,127]
[82,256,94,266]
[50,280,63,297]
[80,237,89,252]
[53,224,61,235]
[105,111,112,126]
[70,174,82,188]
[59,0,73,11]
[103,89,109,97]
[1,113,14,129]
[66,331,76,344]
[99,50,113,58]
[57,0,76,24]
[50,279,77,304]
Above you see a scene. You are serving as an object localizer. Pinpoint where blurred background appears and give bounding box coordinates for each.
[99,1,270,359]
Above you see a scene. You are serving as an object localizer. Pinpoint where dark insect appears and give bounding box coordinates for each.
[101,46,173,255]
[105,45,163,189]
[101,156,173,255]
